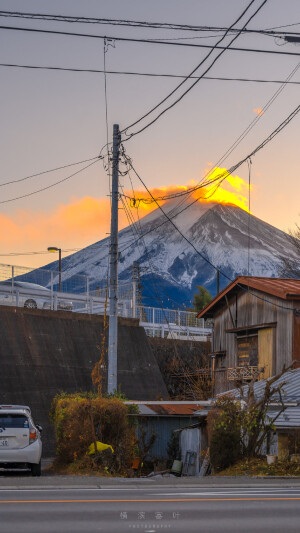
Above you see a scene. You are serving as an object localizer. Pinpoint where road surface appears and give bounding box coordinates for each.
[1,481,300,532]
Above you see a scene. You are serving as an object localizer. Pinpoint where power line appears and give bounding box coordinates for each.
[1,24,300,57]
[120,180,192,339]
[265,22,300,31]
[0,158,101,204]
[0,155,99,188]
[0,248,82,256]
[122,0,269,139]
[122,58,300,208]
[124,154,298,313]
[122,0,262,135]
[2,62,300,86]
[119,103,300,254]
[0,10,298,37]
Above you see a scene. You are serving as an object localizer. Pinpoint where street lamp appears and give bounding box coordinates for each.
[47,246,62,292]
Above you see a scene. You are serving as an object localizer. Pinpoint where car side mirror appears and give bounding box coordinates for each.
[36,424,43,433]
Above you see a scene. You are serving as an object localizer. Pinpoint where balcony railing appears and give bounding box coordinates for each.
[227,366,261,381]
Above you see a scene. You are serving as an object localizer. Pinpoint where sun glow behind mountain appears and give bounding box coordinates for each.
[0,167,250,268]
[127,167,250,213]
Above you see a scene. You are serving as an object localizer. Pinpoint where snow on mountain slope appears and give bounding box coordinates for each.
[38,198,297,307]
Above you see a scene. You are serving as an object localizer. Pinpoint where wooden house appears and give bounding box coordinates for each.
[197,277,300,394]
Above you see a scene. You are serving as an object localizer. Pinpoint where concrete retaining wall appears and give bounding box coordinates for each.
[0,306,168,456]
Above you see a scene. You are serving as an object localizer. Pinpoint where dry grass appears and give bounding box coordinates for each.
[217,457,300,476]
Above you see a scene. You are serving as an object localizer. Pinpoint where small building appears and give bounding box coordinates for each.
[197,277,300,394]
[177,421,208,476]
[125,401,205,462]
[221,368,300,459]
[177,368,300,474]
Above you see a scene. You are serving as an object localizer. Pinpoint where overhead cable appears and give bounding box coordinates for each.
[0,155,100,187]
[125,154,298,312]
[124,59,300,206]
[0,248,82,256]
[2,62,300,86]
[1,24,300,57]
[0,158,101,204]
[121,0,269,139]
[0,10,298,37]
[119,103,300,252]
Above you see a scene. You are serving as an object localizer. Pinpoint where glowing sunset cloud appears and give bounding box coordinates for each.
[126,167,250,212]
[0,167,250,267]
[191,167,250,211]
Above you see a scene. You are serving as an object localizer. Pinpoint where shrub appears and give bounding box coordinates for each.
[50,393,137,475]
[208,396,242,472]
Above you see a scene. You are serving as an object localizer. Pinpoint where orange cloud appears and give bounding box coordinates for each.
[126,168,251,212]
[0,168,252,267]
[0,195,158,266]
[253,108,264,116]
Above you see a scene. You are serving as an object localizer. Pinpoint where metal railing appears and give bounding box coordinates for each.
[0,263,89,294]
[125,305,211,340]
[0,263,133,298]
[0,263,212,340]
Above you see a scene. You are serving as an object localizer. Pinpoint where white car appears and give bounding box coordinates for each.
[0,280,72,311]
[0,405,42,476]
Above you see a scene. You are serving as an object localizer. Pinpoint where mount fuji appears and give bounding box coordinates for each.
[34,198,297,308]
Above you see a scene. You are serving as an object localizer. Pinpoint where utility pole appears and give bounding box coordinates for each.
[132,263,137,319]
[107,124,120,394]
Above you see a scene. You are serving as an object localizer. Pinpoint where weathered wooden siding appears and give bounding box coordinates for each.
[213,288,296,391]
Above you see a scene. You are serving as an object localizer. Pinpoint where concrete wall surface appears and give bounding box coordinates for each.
[0,306,168,456]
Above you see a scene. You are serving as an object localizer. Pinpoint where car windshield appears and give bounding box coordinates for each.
[0,414,29,429]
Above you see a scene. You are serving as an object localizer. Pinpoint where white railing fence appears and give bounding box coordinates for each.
[0,263,211,340]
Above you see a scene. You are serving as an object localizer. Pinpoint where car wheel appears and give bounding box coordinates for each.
[30,461,41,477]
[24,299,37,309]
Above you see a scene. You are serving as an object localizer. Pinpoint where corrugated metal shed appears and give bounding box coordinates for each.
[138,416,197,460]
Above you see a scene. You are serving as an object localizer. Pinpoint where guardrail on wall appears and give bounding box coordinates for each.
[0,263,212,340]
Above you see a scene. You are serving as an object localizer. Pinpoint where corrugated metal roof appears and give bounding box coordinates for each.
[250,368,300,403]
[224,368,300,429]
[269,407,300,428]
[223,368,300,403]
[198,276,300,318]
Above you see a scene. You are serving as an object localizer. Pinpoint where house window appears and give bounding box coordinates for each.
[237,335,258,367]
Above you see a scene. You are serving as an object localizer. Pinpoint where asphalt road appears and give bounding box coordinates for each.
[1,483,300,532]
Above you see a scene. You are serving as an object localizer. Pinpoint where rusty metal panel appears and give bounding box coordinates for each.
[144,404,203,416]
